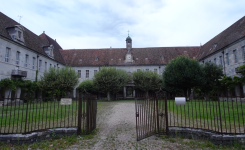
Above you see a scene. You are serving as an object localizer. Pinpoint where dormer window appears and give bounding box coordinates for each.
[43,45,54,58]
[6,25,25,45]
[18,31,21,39]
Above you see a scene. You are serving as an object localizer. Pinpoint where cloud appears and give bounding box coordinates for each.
[0,0,245,49]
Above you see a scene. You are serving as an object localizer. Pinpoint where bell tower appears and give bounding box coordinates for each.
[126,30,132,52]
[124,31,134,64]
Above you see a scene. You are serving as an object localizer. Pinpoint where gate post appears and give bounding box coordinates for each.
[165,95,169,135]
[77,94,82,135]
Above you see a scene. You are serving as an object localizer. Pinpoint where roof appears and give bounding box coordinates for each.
[60,47,200,67]
[0,12,66,65]
[126,36,132,41]
[197,16,245,60]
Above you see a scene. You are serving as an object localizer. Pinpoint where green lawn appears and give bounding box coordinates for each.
[0,100,100,133]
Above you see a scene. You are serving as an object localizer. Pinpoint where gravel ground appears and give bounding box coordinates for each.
[69,101,209,150]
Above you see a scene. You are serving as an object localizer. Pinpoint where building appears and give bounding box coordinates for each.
[0,11,245,100]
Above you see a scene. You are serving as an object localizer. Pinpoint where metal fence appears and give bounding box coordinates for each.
[135,91,245,141]
[0,92,97,135]
[167,93,245,135]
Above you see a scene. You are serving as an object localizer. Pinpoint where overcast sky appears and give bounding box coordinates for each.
[1,0,245,49]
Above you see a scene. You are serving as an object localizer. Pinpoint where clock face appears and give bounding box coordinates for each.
[127,55,131,59]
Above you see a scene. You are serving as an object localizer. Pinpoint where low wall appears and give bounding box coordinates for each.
[0,128,77,145]
[168,127,245,145]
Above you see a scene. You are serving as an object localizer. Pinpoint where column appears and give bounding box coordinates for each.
[73,88,76,98]
[123,86,126,98]
[4,89,11,105]
[15,87,21,100]
[235,84,240,97]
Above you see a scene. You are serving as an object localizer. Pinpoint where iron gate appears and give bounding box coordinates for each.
[77,91,97,135]
[135,90,168,141]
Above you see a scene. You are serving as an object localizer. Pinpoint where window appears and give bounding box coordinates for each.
[233,50,238,63]
[161,56,164,60]
[226,53,229,65]
[220,56,223,66]
[78,70,81,78]
[145,58,148,60]
[154,69,157,72]
[137,69,140,71]
[214,58,216,64]
[24,55,28,67]
[39,60,42,71]
[32,57,36,69]
[45,62,47,71]
[94,70,97,75]
[18,31,21,39]
[95,57,98,61]
[50,64,52,68]
[16,51,20,65]
[5,47,10,62]
[86,70,89,78]
[54,65,56,70]
[79,59,82,62]
[209,60,211,63]
[146,69,149,72]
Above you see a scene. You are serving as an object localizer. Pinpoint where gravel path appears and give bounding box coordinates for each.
[70,101,207,150]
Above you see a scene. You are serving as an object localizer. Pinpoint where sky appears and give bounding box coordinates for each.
[0,0,245,49]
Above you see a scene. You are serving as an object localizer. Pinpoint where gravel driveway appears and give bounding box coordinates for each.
[70,101,211,150]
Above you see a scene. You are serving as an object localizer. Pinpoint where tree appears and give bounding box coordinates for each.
[163,55,205,96]
[132,70,162,95]
[38,66,79,99]
[199,62,223,94]
[77,79,98,94]
[93,67,129,101]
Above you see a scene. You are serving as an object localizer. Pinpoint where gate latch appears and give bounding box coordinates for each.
[136,112,139,117]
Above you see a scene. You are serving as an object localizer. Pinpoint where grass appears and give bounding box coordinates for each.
[0,128,99,150]
[0,100,101,133]
[165,99,245,133]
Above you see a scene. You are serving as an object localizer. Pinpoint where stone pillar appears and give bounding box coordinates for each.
[4,89,11,105]
[73,88,76,98]
[15,87,21,99]
[123,86,126,98]
[133,90,135,98]
[235,84,241,97]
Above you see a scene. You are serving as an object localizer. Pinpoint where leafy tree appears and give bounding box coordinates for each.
[163,55,205,96]
[77,79,98,94]
[199,62,223,94]
[93,67,129,101]
[132,70,162,95]
[38,66,79,99]
[0,78,15,98]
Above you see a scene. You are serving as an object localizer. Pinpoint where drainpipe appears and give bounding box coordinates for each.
[222,51,226,75]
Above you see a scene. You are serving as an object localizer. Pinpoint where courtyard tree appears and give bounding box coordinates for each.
[38,66,79,99]
[132,70,162,95]
[163,55,205,96]
[77,79,98,94]
[93,67,129,101]
[198,62,223,95]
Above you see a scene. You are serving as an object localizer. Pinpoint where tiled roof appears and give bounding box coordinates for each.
[197,16,245,60]
[39,33,66,64]
[60,47,200,67]
[0,12,66,65]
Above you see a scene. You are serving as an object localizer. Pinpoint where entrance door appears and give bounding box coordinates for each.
[135,90,168,141]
